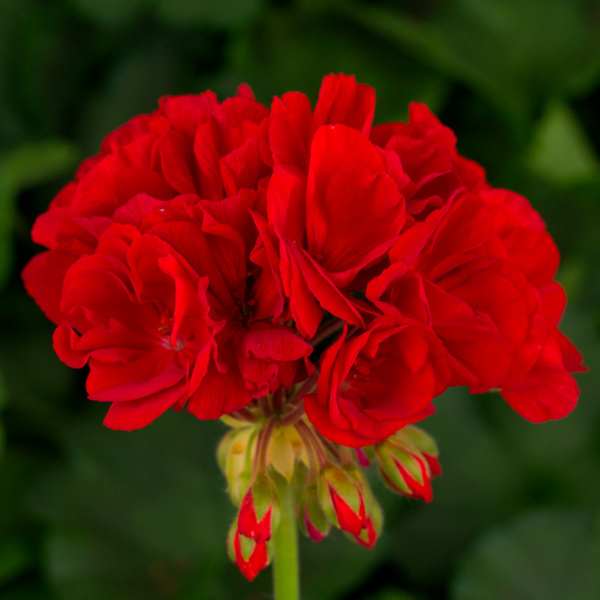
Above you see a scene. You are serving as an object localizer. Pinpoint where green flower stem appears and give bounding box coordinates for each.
[273,481,300,600]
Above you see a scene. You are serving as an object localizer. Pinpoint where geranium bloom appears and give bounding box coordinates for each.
[23,73,583,442]
[24,74,586,584]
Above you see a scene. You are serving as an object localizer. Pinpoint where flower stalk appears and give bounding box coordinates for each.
[273,480,299,600]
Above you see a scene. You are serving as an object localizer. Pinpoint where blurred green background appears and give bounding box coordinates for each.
[1,0,600,598]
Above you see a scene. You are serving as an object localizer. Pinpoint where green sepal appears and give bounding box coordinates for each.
[221,426,258,506]
[375,440,424,494]
[299,483,331,539]
[346,465,375,513]
[239,532,257,562]
[393,425,439,457]
[226,517,238,563]
[369,495,384,535]
[318,467,362,527]
[217,429,235,474]
[251,473,281,533]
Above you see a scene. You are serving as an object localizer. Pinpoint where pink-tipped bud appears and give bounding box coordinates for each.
[299,483,331,542]
[375,425,441,502]
[397,425,442,477]
[351,495,383,550]
[318,467,366,535]
[227,518,271,582]
[238,473,281,544]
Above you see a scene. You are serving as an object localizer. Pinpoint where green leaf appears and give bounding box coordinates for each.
[298,528,388,600]
[0,539,35,587]
[381,388,523,587]
[0,583,53,600]
[527,101,600,185]
[365,590,418,600]
[154,0,265,29]
[0,140,77,287]
[451,510,600,600]
[0,140,77,191]
[68,0,149,29]
[79,49,185,156]
[0,449,55,596]
[340,0,600,128]
[0,368,5,460]
[32,410,270,600]
[230,14,447,123]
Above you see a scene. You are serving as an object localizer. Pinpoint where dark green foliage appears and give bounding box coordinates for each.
[1,1,599,598]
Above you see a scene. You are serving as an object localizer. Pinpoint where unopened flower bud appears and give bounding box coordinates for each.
[318,466,366,535]
[299,483,331,542]
[375,426,441,502]
[227,517,271,582]
[217,426,256,505]
[351,496,383,549]
[238,473,281,544]
[395,425,442,476]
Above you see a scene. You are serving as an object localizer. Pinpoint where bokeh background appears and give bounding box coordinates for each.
[1,0,600,599]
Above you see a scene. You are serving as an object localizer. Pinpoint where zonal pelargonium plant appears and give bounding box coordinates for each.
[22,74,585,597]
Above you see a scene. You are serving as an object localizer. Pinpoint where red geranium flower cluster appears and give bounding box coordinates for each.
[23,74,584,446]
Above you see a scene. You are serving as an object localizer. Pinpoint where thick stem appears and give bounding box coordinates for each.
[273,481,300,600]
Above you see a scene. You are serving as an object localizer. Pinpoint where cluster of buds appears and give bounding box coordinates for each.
[218,388,441,581]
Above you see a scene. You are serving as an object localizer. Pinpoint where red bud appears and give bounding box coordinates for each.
[227,518,271,582]
[330,486,365,534]
[352,515,378,549]
[319,467,367,535]
[237,473,280,544]
[375,429,439,502]
[299,484,331,542]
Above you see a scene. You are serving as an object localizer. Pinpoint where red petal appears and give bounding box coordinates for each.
[158,129,198,194]
[159,91,218,134]
[307,124,385,200]
[86,349,186,402]
[312,74,376,138]
[72,155,174,217]
[242,323,312,361]
[501,335,579,422]
[186,360,251,420]
[306,166,404,279]
[22,251,78,325]
[102,380,188,431]
[285,242,364,333]
[269,92,312,170]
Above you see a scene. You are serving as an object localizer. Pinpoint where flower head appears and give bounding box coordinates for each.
[23,74,585,579]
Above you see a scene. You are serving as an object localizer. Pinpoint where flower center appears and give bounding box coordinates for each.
[158,310,185,351]
[353,357,371,377]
